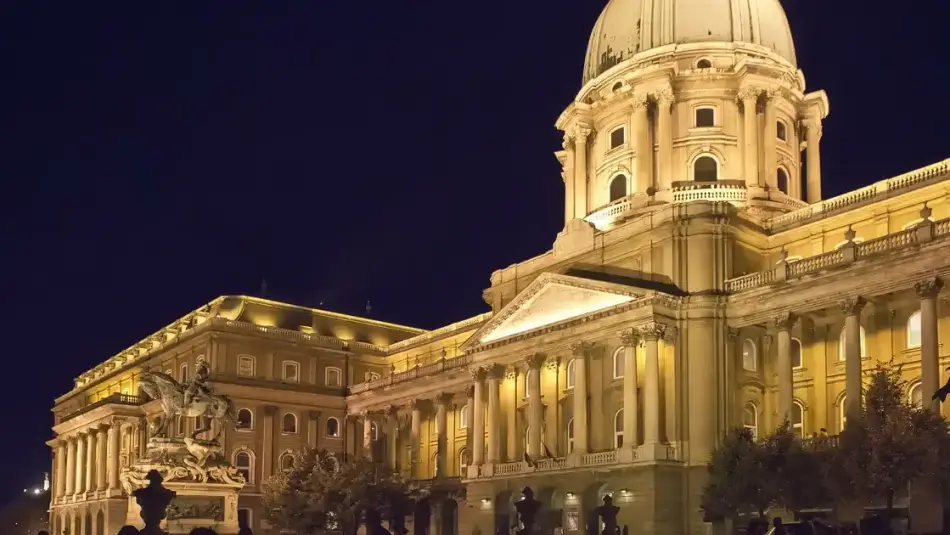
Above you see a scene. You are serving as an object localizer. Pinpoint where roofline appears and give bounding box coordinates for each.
[234,295,426,333]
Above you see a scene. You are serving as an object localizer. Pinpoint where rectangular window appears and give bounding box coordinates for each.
[237,356,255,377]
[609,127,625,149]
[283,361,300,383]
[695,108,715,128]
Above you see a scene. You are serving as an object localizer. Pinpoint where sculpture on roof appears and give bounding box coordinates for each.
[139,357,236,440]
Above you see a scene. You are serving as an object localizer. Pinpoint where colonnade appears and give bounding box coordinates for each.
[52,418,143,502]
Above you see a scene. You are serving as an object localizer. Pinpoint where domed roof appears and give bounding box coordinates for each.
[583,0,797,84]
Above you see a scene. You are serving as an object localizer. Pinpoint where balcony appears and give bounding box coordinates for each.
[61,393,145,423]
[466,444,679,480]
[671,179,747,205]
[350,354,473,395]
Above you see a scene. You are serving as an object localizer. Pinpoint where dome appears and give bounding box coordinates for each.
[583,0,797,84]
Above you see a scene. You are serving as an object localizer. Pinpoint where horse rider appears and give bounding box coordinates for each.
[183,360,213,408]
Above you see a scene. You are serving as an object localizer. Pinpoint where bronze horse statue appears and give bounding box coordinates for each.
[138,371,236,440]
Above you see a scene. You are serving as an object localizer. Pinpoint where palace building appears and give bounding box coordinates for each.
[48,0,950,534]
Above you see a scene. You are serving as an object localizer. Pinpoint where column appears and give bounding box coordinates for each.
[85,429,97,493]
[655,89,674,192]
[435,393,452,477]
[385,406,399,471]
[805,115,823,202]
[740,87,761,187]
[95,425,108,491]
[725,328,740,430]
[562,135,575,224]
[362,411,373,458]
[74,433,86,494]
[471,367,487,466]
[525,354,545,458]
[570,343,590,455]
[107,421,120,490]
[620,330,639,449]
[641,323,665,445]
[916,277,944,412]
[263,405,277,479]
[841,297,867,419]
[308,410,321,449]
[572,126,591,219]
[486,364,504,463]
[633,94,652,194]
[56,441,67,498]
[774,313,797,423]
[409,399,422,479]
[763,91,778,191]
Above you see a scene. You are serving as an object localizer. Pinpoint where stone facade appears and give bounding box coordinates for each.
[48,1,950,534]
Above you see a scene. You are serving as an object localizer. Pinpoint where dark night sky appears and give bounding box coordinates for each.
[1,0,948,503]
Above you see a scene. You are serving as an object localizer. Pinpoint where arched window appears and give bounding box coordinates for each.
[612,347,624,379]
[742,403,758,439]
[791,338,803,369]
[742,339,757,371]
[609,174,627,202]
[613,409,624,448]
[177,415,186,437]
[838,394,848,432]
[458,448,468,476]
[696,58,712,69]
[237,355,256,377]
[458,404,468,429]
[325,417,341,438]
[609,126,625,150]
[325,367,343,388]
[777,121,787,141]
[566,359,576,389]
[777,168,790,194]
[837,326,867,361]
[907,311,922,349]
[234,449,254,483]
[566,418,574,453]
[279,452,295,472]
[282,361,300,382]
[236,408,254,430]
[282,413,298,434]
[370,421,380,441]
[791,401,805,437]
[180,363,188,383]
[694,156,718,182]
[910,382,923,408]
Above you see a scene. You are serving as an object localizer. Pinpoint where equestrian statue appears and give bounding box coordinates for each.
[138,358,236,440]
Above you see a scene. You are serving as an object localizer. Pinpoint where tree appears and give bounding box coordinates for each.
[767,421,834,514]
[701,427,777,522]
[263,449,409,535]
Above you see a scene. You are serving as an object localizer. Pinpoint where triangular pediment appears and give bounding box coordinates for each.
[462,273,643,350]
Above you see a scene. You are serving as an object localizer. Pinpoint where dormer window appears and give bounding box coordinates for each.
[777,121,788,141]
[695,107,715,128]
[609,126,625,150]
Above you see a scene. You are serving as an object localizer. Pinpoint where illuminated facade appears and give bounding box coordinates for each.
[49,0,950,534]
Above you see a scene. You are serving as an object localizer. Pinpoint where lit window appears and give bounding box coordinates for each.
[325,367,343,388]
[777,168,789,194]
[236,409,253,430]
[567,418,574,453]
[837,326,867,361]
[614,409,623,448]
[838,394,848,432]
[282,413,298,434]
[237,355,255,377]
[458,448,468,476]
[695,108,715,127]
[791,338,803,369]
[370,421,379,441]
[742,403,758,439]
[280,453,295,472]
[566,359,576,389]
[177,415,186,436]
[742,339,757,371]
[609,127,625,150]
[694,156,718,181]
[282,361,300,383]
[910,382,923,408]
[612,347,624,379]
[908,311,922,349]
[326,417,341,438]
[234,450,253,483]
[609,174,627,202]
[696,58,712,69]
[458,405,468,429]
[777,121,787,141]
[791,401,805,437]
[180,363,188,383]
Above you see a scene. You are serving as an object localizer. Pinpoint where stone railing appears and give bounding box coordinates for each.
[62,393,145,423]
[581,450,618,466]
[349,354,474,394]
[585,195,648,229]
[671,180,747,205]
[725,216,949,293]
[765,158,950,231]
[468,445,673,480]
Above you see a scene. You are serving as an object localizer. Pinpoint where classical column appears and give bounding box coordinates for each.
[633,94,652,194]
[486,364,504,463]
[107,421,120,490]
[385,406,399,471]
[620,330,640,449]
[570,342,590,455]
[85,428,97,494]
[263,405,278,479]
[774,313,797,423]
[362,411,373,458]
[841,297,867,418]
[409,399,422,479]
[525,354,545,458]
[763,90,778,191]
[562,135,575,224]
[917,277,944,412]
[805,115,823,202]
[308,410,321,449]
[435,393,452,477]
[74,433,86,494]
[641,323,666,445]
[655,89,674,192]
[98,426,109,490]
[740,87,761,187]
[55,441,67,498]
[471,367,487,466]
[726,328,741,430]
[573,126,591,219]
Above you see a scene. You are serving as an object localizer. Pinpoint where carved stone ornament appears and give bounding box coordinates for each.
[839,296,867,316]
[631,93,649,109]
[727,328,740,342]
[737,87,762,102]
[524,353,547,370]
[916,277,944,299]
[119,437,245,495]
[773,312,798,331]
[639,322,666,342]
[921,203,933,221]
[470,366,488,382]
[654,88,674,106]
[662,326,678,344]
[843,226,856,244]
[569,341,593,357]
[487,363,507,380]
[620,328,640,348]
[465,385,475,398]
[574,125,592,140]
[436,392,454,406]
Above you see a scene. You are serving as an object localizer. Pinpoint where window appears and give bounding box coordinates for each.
[325,417,341,438]
[611,81,623,92]
[777,121,787,141]
[279,452,295,472]
[695,107,715,127]
[567,418,574,453]
[238,508,253,531]
[325,367,343,388]
[613,409,623,448]
[837,326,867,361]
[368,372,381,382]
[910,382,923,408]
[282,413,298,434]
[180,363,188,383]
[458,404,468,429]
[177,415,186,436]
[791,338,803,369]
[282,361,300,382]
[696,58,712,69]
[608,174,627,202]
[694,156,718,181]
[908,311,922,349]
[237,355,255,377]
[566,359,576,389]
[234,450,253,483]
[458,448,468,476]
[742,339,757,371]
[791,401,805,437]
[612,347,624,379]
[370,421,379,441]
[838,394,848,432]
[236,408,253,430]
[777,168,789,194]
[742,403,758,439]
[609,127,625,150]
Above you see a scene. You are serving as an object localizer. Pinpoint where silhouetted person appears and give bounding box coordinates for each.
[117,527,140,535]
[772,517,786,535]
[237,525,254,535]
[38,531,49,535]
[188,528,218,535]
[933,367,950,401]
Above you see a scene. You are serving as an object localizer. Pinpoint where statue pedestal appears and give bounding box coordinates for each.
[125,480,242,534]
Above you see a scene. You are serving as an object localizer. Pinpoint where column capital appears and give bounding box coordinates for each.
[469,366,488,382]
[562,134,574,152]
[487,363,506,380]
[436,392,454,406]
[654,88,674,108]
[916,277,944,299]
[727,327,741,342]
[384,405,398,418]
[772,312,798,331]
[619,328,640,348]
[573,125,592,140]
[737,86,763,102]
[662,325,678,344]
[839,296,868,316]
[524,353,547,370]
[631,93,649,109]
[408,399,424,411]
[569,341,594,357]
[639,322,666,342]
[465,385,475,398]
[359,409,370,419]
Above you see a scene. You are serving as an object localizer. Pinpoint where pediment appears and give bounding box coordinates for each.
[461,273,643,351]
